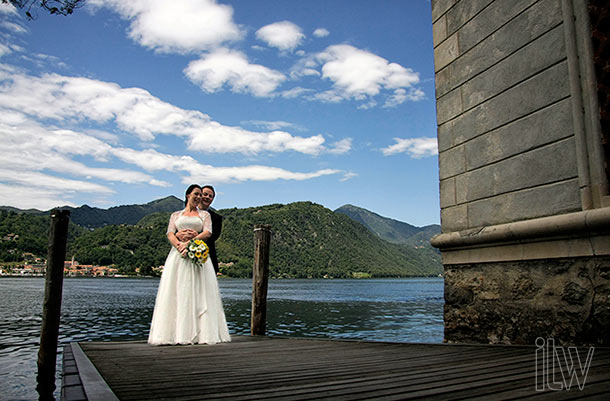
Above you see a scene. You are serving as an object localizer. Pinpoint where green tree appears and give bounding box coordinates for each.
[1,0,84,19]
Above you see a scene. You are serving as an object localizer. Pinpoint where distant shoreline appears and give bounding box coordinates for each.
[0,275,443,280]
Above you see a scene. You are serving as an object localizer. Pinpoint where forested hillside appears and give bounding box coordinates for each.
[1,201,442,278]
[0,210,87,262]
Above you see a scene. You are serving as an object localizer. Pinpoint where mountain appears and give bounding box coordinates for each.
[135,202,441,278]
[334,204,440,247]
[1,196,184,229]
[1,199,442,278]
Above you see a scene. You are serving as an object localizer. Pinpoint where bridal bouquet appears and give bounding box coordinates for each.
[185,239,209,266]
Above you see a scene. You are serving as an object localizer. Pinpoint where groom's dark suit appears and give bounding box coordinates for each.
[207,208,223,273]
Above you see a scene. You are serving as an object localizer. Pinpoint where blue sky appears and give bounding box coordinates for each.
[0,0,439,226]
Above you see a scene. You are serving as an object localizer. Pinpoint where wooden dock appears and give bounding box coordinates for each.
[62,336,610,400]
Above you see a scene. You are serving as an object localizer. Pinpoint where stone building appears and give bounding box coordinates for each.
[430,0,609,345]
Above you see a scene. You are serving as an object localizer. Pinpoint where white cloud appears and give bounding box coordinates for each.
[105,146,341,183]
[186,165,339,183]
[0,43,10,58]
[1,20,27,34]
[188,123,326,155]
[0,68,342,156]
[384,88,425,107]
[256,21,305,52]
[0,183,79,210]
[244,120,303,131]
[0,123,170,186]
[381,138,438,158]
[328,138,352,154]
[317,45,420,101]
[340,172,358,182]
[184,48,286,97]
[0,3,18,15]
[88,0,243,53]
[281,86,314,99]
[0,67,346,201]
[288,44,423,107]
[313,28,330,38]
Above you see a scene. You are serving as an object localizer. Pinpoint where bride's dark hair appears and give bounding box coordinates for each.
[184,184,201,206]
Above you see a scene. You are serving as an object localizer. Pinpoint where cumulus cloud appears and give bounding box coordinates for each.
[313,28,330,38]
[88,0,243,53]
[184,48,286,97]
[381,138,438,158]
[317,45,419,100]
[256,21,305,52]
[290,44,423,108]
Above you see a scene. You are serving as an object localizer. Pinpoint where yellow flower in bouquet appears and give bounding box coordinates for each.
[185,239,209,266]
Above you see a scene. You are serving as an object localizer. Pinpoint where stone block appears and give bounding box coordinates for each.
[466,178,581,228]
[436,87,463,124]
[431,0,457,22]
[434,32,460,72]
[433,15,448,47]
[592,235,610,255]
[437,119,454,152]
[456,138,578,203]
[461,24,565,111]
[465,98,573,170]
[457,0,537,54]
[446,0,495,37]
[439,144,466,179]
[441,204,468,232]
[451,61,570,147]
[435,0,563,97]
[440,177,456,208]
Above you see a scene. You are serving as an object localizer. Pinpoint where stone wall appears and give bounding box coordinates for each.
[433,0,581,233]
[444,256,610,345]
[431,0,610,345]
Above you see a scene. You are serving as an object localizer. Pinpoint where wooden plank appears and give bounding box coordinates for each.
[73,337,610,401]
[70,343,119,401]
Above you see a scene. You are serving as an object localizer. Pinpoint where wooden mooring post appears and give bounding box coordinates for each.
[251,224,271,336]
[36,209,70,401]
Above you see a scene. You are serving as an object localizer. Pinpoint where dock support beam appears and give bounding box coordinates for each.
[37,209,70,400]
[251,224,271,336]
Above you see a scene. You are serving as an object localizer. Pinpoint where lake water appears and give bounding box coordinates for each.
[0,277,444,400]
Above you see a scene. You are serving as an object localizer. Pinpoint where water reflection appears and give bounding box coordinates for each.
[0,277,443,400]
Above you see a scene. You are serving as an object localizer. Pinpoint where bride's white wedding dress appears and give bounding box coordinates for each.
[148,210,231,345]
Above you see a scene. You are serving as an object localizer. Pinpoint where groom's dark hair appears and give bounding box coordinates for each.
[184,184,201,206]
[201,185,216,197]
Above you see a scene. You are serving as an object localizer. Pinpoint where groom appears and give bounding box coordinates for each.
[199,185,223,275]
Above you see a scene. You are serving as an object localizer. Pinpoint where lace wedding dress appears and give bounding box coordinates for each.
[148,210,231,345]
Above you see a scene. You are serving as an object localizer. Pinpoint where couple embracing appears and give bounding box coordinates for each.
[148,184,231,345]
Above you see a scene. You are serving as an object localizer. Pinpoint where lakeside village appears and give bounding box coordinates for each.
[0,252,163,278]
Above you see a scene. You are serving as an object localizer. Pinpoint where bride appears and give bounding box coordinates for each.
[148,184,231,345]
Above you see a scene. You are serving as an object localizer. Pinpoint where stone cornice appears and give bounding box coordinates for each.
[431,208,610,263]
